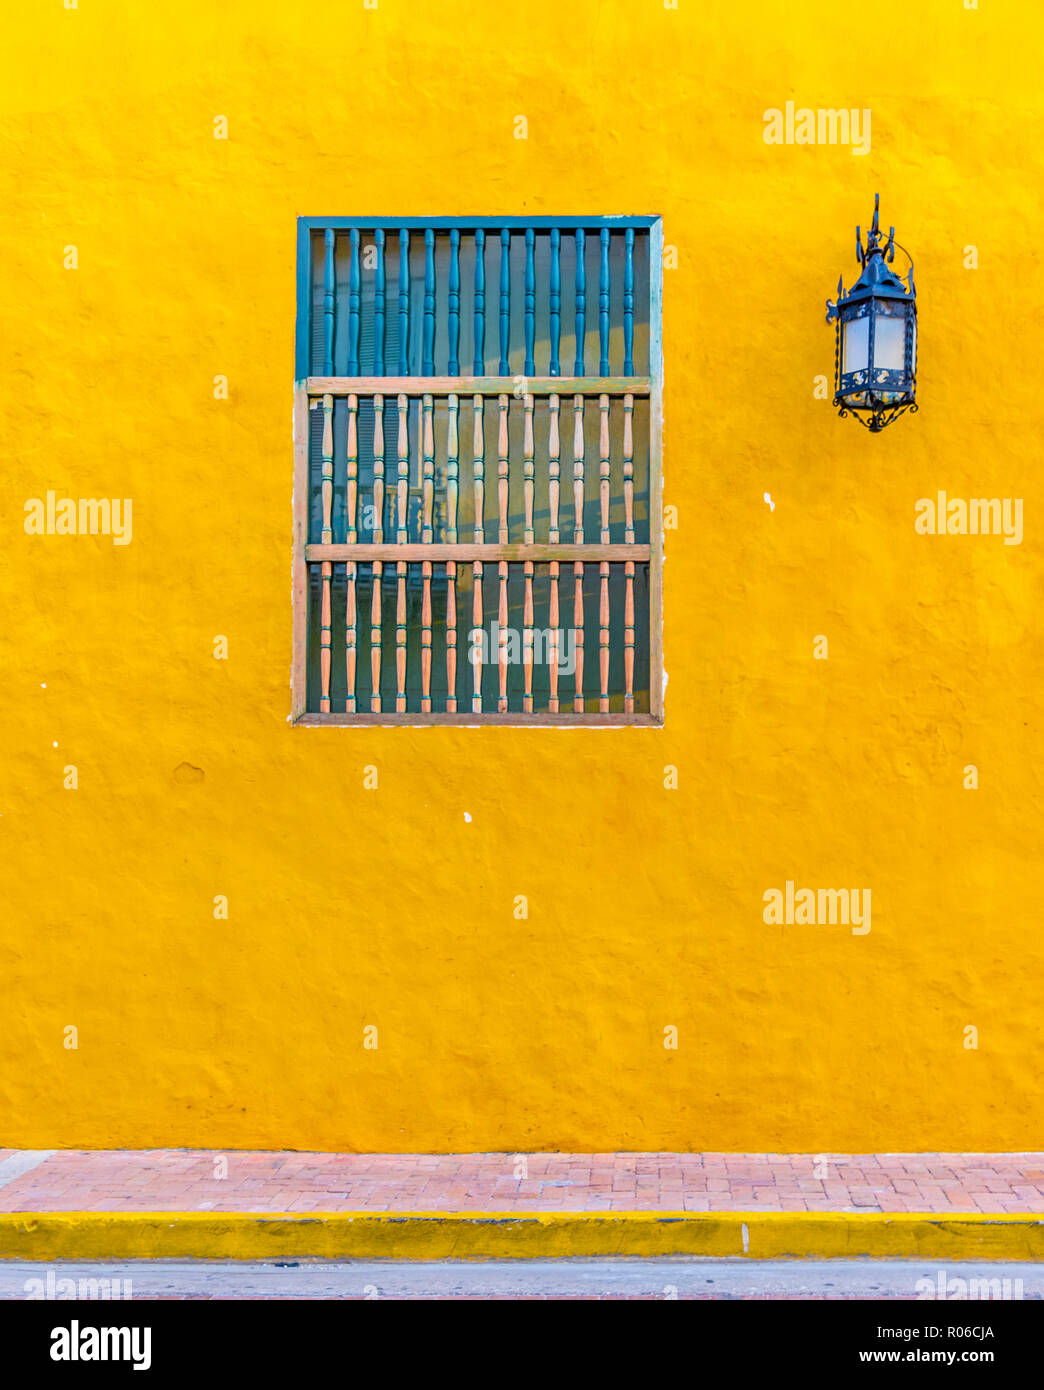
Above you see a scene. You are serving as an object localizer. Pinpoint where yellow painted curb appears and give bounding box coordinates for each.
[1,1212,1042,1261]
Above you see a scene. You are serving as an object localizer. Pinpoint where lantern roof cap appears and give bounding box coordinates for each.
[842,194,915,303]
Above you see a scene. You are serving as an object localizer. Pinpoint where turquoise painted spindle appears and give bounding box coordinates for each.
[499,230,510,375]
[422,228,436,375]
[323,228,335,376]
[549,228,561,377]
[524,228,535,376]
[374,228,386,375]
[574,229,586,376]
[348,228,361,375]
[448,228,460,376]
[599,228,610,375]
[624,228,635,375]
[398,229,410,376]
[473,229,485,375]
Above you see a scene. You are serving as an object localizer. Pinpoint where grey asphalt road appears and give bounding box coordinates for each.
[3,1259,1042,1300]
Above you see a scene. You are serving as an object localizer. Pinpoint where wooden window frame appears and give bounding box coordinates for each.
[291,216,664,727]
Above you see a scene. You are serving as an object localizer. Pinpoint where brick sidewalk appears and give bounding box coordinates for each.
[1,1151,1042,1215]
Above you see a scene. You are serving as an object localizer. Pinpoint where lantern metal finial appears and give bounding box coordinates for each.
[826,193,918,433]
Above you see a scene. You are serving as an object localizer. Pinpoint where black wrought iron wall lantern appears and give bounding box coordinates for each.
[826,194,917,433]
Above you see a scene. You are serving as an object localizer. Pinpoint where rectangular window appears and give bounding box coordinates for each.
[292,217,663,725]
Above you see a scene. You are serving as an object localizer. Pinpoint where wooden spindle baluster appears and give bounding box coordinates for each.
[549,227,561,378]
[374,228,386,374]
[396,394,410,541]
[320,577,332,713]
[623,394,635,548]
[574,229,586,376]
[422,229,435,375]
[572,393,585,712]
[348,228,361,375]
[448,228,461,376]
[524,228,535,376]
[522,393,535,711]
[498,557,509,712]
[572,394,585,543]
[598,393,610,712]
[598,394,611,540]
[446,393,459,712]
[623,392,635,713]
[321,396,334,546]
[347,395,359,545]
[472,394,485,544]
[497,394,510,546]
[623,227,635,376]
[420,393,435,711]
[371,395,384,711]
[497,394,509,712]
[599,227,610,376]
[573,571,584,713]
[398,229,410,376]
[396,393,409,711]
[322,229,335,378]
[396,559,407,713]
[523,573,534,712]
[548,394,561,712]
[346,394,359,712]
[320,392,334,712]
[323,229,336,376]
[499,229,510,375]
[472,395,484,713]
[523,394,535,542]
[422,395,435,536]
[473,229,485,375]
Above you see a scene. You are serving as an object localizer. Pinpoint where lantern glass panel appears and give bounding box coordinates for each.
[873,313,906,372]
[843,316,869,373]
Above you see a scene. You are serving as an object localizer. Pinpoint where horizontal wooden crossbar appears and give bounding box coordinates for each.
[304,376,650,398]
[305,544,651,563]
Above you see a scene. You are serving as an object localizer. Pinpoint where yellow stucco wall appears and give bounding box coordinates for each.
[2,0,1042,1152]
